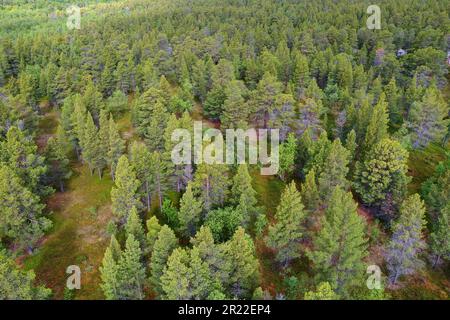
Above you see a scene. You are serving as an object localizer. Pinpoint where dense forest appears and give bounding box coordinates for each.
[0,0,449,300]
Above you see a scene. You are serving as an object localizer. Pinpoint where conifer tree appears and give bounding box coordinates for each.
[430,203,450,267]
[266,182,307,267]
[345,129,357,164]
[150,225,178,295]
[296,98,324,138]
[363,93,389,155]
[292,52,310,94]
[116,234,146,300]
[125,206,146,249]
[386,194,426,285]
[111,155,140,222]
[231,164,259,227]
[278,133,297,181]
[220,80,249,129]
[149,151,171,210]
[317,138,350,202]
[384,77,401,126]
[107,115,125,180]
[0,164,50,252]
[100,235,121,300]
[145,100,169,151]
[307,187,368,297]
[178,183,203,238]
[133,87,167,137]
[72,99,87,157]
[163,112,193,192]
[406,85,449,148]
[192,164,230,211]
[304,282,339,300]
[353,138,410,212]
[97,109,109,173]
[146,216,162,253]
[0,126,48,195]
[129,141,153,210]
[83,112,102,176]
[0,250,51,299]
[161,247,213,300]
[250,72,283,128]
[301,169,320,212]
[222,227,260,299]
[45,136,72,192]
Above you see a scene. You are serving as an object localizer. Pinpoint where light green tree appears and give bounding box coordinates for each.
[307,187,368,297]
[266,182,307,267]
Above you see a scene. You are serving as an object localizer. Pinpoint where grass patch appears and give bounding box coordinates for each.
[407,143,447,193]
[23,165,114,299]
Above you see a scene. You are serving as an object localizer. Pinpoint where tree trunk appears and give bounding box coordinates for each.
[433,255,441,268]
[145,181,151,212]
[157,175,162,211]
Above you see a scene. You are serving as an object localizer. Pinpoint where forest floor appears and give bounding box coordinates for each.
[23,165,113,299]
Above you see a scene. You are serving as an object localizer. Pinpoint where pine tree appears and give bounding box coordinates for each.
[278,133,297,181]
[133,87,167,138]
[220,80,249,129]
[145,100,169,151]
[296,98,325,137]
[386,194,426,285]
[129,141,153,211]
[250,72,283,128]
[72,99,87,157]
[353,138,410,212]
[301,169,320,212]
[161,247,213,300]
[83,112,102,176]
[307,187,368,297]
[292,52,310,94]
[1,126,48,195]
[150,225,178,295]
[146,216,162,253]
[149,151,171,210]
[178,182,203,238]
[384,77,401,126]
[317,138,350,202]
[430,203,450,267]
[231,164,259,227]
[363,93,389,155]
[116,234,146,299]
[110,155,140,222]
[0,164,50,252]
[163,112,193,192]
[45,135,72,192]
[160,248,192,299]
[192,164,230,211]
[125,206,146,249]
[266,182,307,267]
[107,115,125,180]
[345,129,357,164]
[406,85,449,148]
[0,250,51,299]
[100,235,121,300]
[304,282,339,300]
[97,109,109,174]
[222,227,260,299]
[190,226,229,286]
